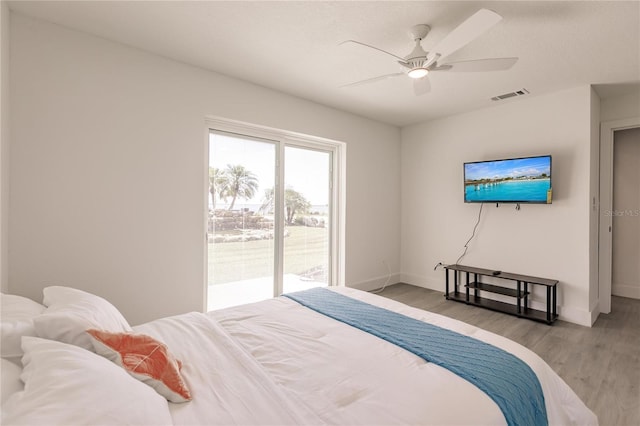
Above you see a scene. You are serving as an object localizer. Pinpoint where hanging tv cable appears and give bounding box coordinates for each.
[455,202,484,265]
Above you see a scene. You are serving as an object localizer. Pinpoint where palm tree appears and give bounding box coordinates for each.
[260,186,310,224]
[224,164,259,210]
[209,167,230,210]
[259,188,274,214]
[284,188,311,225]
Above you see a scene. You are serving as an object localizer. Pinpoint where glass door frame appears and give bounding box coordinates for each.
[204,116,346,306]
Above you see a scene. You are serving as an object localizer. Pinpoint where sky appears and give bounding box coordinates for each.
[464,156,551,181]
[209,132,330,206]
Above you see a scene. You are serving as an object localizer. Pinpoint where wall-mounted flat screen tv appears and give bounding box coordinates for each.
[464,155,552,204]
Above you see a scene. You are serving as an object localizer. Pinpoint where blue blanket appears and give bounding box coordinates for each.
[284,288,548,426]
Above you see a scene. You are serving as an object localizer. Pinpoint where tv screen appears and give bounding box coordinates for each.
[464,155,552,204]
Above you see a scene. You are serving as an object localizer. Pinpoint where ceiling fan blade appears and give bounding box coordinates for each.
[339,40,407,62]
[413,76,431,96]
[341,72,404,88]
[439,57,518,72]
[432,9,503,60]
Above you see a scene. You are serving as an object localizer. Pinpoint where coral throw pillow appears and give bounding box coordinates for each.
[87,329,192,403]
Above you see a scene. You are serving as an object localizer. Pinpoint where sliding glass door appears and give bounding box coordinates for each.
[207,132,276,309]
[207,129,336,310]
[282,146,331,293]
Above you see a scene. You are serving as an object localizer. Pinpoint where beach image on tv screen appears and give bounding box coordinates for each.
[464,156,551,203]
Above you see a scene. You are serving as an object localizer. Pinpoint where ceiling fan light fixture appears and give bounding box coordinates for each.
[408,68,429,79]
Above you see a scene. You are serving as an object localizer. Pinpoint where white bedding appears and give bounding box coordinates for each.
[134,287,597,426]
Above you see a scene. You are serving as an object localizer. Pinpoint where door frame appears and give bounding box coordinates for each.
[204,116,346,306]
[598,117,640,313]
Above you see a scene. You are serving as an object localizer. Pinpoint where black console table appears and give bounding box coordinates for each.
[444,264,558,324]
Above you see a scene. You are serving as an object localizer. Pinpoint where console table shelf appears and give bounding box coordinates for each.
[466,282,528,298]
[444,264,558,324]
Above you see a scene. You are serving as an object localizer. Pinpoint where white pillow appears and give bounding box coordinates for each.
[1,337,173,425]
[1,358,24,404]
[1,293,46,358]
[33,286,131,351]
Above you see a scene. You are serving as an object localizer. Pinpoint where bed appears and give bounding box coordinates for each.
[1,285,597,425]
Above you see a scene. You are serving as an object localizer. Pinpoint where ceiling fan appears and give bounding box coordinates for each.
[340,9,518,96]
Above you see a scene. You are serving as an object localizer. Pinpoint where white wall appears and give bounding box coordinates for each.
[0,1,9,293]
[401,86,595,326]
[8,13,401,324]
[600,90,640,122]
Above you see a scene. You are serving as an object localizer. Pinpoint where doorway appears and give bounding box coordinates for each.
[611,127,640,299]
[599,118,640,313]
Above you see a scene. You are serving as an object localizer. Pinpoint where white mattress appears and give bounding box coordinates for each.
[134,287,597,425]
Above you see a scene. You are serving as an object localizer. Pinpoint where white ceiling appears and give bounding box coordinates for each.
[7,1,640,127]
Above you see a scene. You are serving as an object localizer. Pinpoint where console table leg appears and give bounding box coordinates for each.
[454,270,459,296]
[465,272,470,303]
[552,285,557,318]
[546,286,551,323]
[445,269,450,299]
[517,281,522,314]
[473,274,479,298]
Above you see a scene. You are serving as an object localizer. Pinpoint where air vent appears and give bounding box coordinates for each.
[491,88,529,101]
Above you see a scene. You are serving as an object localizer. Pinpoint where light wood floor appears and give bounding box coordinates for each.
[374,283,640,426]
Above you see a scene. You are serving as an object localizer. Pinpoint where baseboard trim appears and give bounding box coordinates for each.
[349,273,402,292]
[589,304,601,326]
[399,272,442,291]
[612,283,640,299]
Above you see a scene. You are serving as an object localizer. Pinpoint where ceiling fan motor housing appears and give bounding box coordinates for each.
[402,24,431,71]
[409,24,430,41]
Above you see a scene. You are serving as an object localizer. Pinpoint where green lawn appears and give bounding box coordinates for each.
[208,226,328,285]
